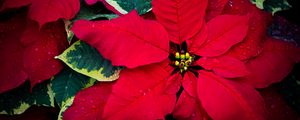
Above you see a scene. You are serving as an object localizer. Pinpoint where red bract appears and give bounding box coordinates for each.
[221,0,300,88]
[21,20,68,88]
[0,0,80,27]
[0,11,68,93]
[65,0,299,120]
[0,13,28,93]
[222,0,272,60]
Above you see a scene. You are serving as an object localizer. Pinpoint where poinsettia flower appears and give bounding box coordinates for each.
[0,0,80,27]
[62,0,281,119]
[0,10,68,93]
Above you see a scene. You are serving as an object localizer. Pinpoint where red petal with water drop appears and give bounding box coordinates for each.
[0,0,33,11]
[188,23,208,53]
[196,56,249,78]
[213,56,249,78]
[182,71,197,97]
[164,73,181,95]
[223,0,255,15]
[194,14,249,57]
[21,20,68,88]
[28,0,80,27]
[198,71,267,120]
[238,38,300,88]
[152,0,207,44]
[63,83,114,120]
[223,0,272,60]
[72,11,169,68]
[102,63,176,119]
[173,91,211,120]
[205,0,229,21]
[0,13,28,93]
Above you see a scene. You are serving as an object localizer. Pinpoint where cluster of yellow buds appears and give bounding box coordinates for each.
[174,52,193,73]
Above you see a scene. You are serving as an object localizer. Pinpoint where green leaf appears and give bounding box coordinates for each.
[58,97,75,120]
[0,81,54,115]
[55,40,121,81]
[251,0,291,14]
[251,0,265,9]
[64,20,74,43]
[103,0,152,15]
[51,68,96,107]
[73,0,118,21]
[264,0,291,14]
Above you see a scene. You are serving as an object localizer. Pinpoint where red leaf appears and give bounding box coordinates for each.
[196,56,249,78]
[102,63,176,119]
[28,0,80,27]
[0,13,28,93]
[194,14,249,57]
[63,83,114,120]
[223,0,272,60]
[198,71,267,120]
[212,56,249,78]
[21,20,68,88]
[187,23,208,53]
[85,0,98,5]
[0,0,33,11]
[205,0,229,21]
[152,0,208,44]
[238,38,300,88]
[72,11,169,68]
[223,0,257,15]
[173,91,211,120]
[182,71,197,97]
[164,73,181,95]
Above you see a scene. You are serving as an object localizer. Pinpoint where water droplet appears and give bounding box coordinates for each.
[50,34,54,38]
[139,90,143,93]
[271,104,275,109]
[228,0,233,7]
[34,48,39,51]
[192,113,196,117]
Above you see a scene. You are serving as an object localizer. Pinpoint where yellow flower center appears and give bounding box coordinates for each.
[174,52,194,73]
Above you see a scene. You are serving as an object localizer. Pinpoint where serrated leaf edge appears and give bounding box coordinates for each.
[55,41,120,82]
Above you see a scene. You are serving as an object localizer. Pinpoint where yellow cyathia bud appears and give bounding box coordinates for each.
[180,54,185,60]
[175,61,179,66]
[175,52,180,59]
[188,56,193,61]
[183,66,188,71]
[185,60,191,66]
[185,53,190,59]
